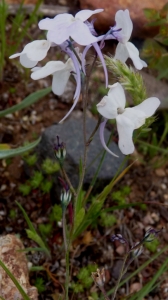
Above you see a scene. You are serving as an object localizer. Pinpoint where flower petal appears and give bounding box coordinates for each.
[81,44,92,74]
[97,82,126,119]
[21,40,50,62]
[20,54,37,68]
[123,107,146,129]
[39,14,73,30]
[126,42,146,70]
[116,114,135,154]
[133,97,160,117]
[92,42,108,87]
[52,69,71,95]
[75,9,103,22]
[114,43,129,63]
[47,28,69,45]
[31,61,65,80]
[9,52,21,59]
[114,9,133,43]
[59,51,81,123]
[99,119,119,157]
[69,21,98,45]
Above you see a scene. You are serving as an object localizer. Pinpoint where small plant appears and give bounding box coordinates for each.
[112,186,131,205]
[99,211,117,227]
[19,156,60,196]
[34,277,46,293]
[71,265,98,294]
[142,3,168,79]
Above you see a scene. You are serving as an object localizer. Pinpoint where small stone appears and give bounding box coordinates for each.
[130,282,142,294]
[151,212,160,222]
[161,183,167,190]
[60,259,66,266]
[116,245,125,256]
[164,194,168,201]
[155,168,166,177]
[1,184,7,191]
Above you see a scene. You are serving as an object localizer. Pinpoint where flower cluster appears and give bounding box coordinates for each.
[9,8,160,155]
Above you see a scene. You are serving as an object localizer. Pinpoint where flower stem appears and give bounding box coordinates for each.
[100,286,110,300]
[84,131,113,202]
[74,53,97,223]
[60,164,76,197]
[62,209,70,300]
[112,253,129,300]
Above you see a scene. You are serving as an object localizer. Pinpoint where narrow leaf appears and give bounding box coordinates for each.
[74,208,85,233]
[0,260,31,300]
[0,87,51,118]
[0,137,41,159]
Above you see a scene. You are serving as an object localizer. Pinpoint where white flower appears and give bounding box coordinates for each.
[113,10,147,70]
[31,58,74,96]
[9,40,51,68]
[97,83,160,155]
[38,9,103,46]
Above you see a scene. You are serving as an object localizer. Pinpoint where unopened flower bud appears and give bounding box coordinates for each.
[54,136,66,162]
[111,234,127,244]
[131,242,143,257]
[92,268,106,287]
[144,228,162,242]
[59,178,72,210]
[60,189,72,208]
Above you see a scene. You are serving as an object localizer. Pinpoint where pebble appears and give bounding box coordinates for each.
[0,184,7,191]
[163,194,168,201]
[155,168,166,177]
[161,183,167,190]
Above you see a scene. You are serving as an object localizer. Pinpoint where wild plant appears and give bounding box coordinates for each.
[0,7,165,300]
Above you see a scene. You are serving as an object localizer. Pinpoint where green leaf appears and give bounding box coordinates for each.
[0,260,31,300]
[16,201,36,234]
[144,8,160,22]
[0,137,41,159]
[16,202,50,256]
[0,87,51,118]
[26,230,50,257]
[74,208,85,233]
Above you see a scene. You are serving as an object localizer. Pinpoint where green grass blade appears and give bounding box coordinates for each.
[16,201,36,233]
[12,0,43,54]
[137,139,168,154]
[0,137,41,159]
[0,87,51,118]
[0,260,31,300]
[100,245,168,299]
[0,0,8,80]
[131,258,168,300]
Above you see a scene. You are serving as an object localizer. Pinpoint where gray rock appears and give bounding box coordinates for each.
[37,117,125,193]
[140,71,168,110]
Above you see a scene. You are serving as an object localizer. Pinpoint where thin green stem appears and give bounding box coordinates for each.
[62,209,68,252]
[74,53,98,222]
[62,209,70,300]
[65,247,70,300]
[0,0,7,81]
[84,131,113,203]
[99,286,110,300]
[60,165,76,197]
[112,253,129,300]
